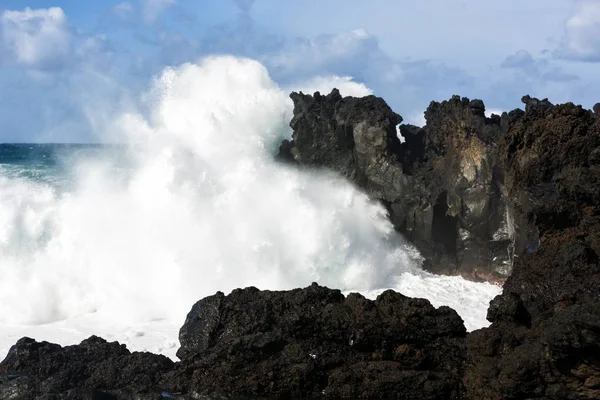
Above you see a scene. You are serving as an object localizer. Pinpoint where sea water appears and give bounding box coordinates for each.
[0,56,501,361]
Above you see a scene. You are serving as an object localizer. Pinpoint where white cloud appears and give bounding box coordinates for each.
[0,7,70,66]
[558,0,600,61]
[140,0,176,23]
[265,29,387,81]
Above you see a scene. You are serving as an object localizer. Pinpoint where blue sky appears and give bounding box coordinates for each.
[1,0,599,142]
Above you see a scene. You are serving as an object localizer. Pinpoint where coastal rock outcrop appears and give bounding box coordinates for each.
[463,97,600,399]
[279,90,600,282]
[279,90,511,280]
[0,336,173,399]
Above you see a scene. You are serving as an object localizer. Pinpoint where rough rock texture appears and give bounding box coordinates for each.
[279,90,600,282]
[463,97,600,399]
[0,336,174,399]
[0,284,467,399]
[172,284,466,399]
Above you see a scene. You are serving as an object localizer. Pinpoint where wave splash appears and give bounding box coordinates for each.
[0,57,499,358]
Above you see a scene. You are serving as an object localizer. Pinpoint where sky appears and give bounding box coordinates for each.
[0,0,599,142]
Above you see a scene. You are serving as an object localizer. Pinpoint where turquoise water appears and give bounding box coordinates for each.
[0,144,131,190]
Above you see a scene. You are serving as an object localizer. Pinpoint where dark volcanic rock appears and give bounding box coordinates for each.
[274,91,600,397]
[2,276,599,399]
[281,91,511,280]
[0,336,173,399]
[279,90,600,282]
[172,283,466,399]
[463,96,600,399]
[465,301,600,400]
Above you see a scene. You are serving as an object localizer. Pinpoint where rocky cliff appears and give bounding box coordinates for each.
[279,90,600,282]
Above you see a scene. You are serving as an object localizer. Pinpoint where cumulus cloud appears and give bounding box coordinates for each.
[140,0,176,23]
[259,28,475,124]
[0,7,70,67]
[557,0,600,61]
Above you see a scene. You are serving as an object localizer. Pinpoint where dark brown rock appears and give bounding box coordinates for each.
[278,91,600,284]
[173,283,466,399]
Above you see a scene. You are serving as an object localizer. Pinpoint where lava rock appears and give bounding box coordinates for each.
[0,336,174,399]
[280,90,511,280]
[465,301,600,400]
[173,283,466,399]
[278,91,600,283]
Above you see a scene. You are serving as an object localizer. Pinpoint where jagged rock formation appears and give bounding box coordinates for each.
[463,98,600,399]
[279,90,600,282]
[465,231,600,399]
[279,90,511,280]
[2,277,598,399]
[1,94,599,399]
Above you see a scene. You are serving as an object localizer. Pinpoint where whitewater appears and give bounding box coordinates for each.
[0,56,501,361]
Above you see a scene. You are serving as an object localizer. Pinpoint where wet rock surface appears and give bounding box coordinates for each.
[2,92,599,399]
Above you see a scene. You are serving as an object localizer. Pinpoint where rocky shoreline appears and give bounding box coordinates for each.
[1,92,599,399]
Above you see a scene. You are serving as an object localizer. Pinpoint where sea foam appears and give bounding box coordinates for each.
[0,56,500,360]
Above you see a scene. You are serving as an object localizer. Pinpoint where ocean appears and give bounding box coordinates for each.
[0,57,501,361]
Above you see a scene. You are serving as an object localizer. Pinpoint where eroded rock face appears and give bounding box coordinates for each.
[279,91,600,282]
[173,283,466,399]
[280,91,512,279]
[463,94,600,399]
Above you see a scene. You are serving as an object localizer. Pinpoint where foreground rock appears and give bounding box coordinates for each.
[0,284,467,399]
[464,223,600,399]
[0,336,173,399]
[172,284,466,399]
[2,275,598,399]
[279,91,600,281]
